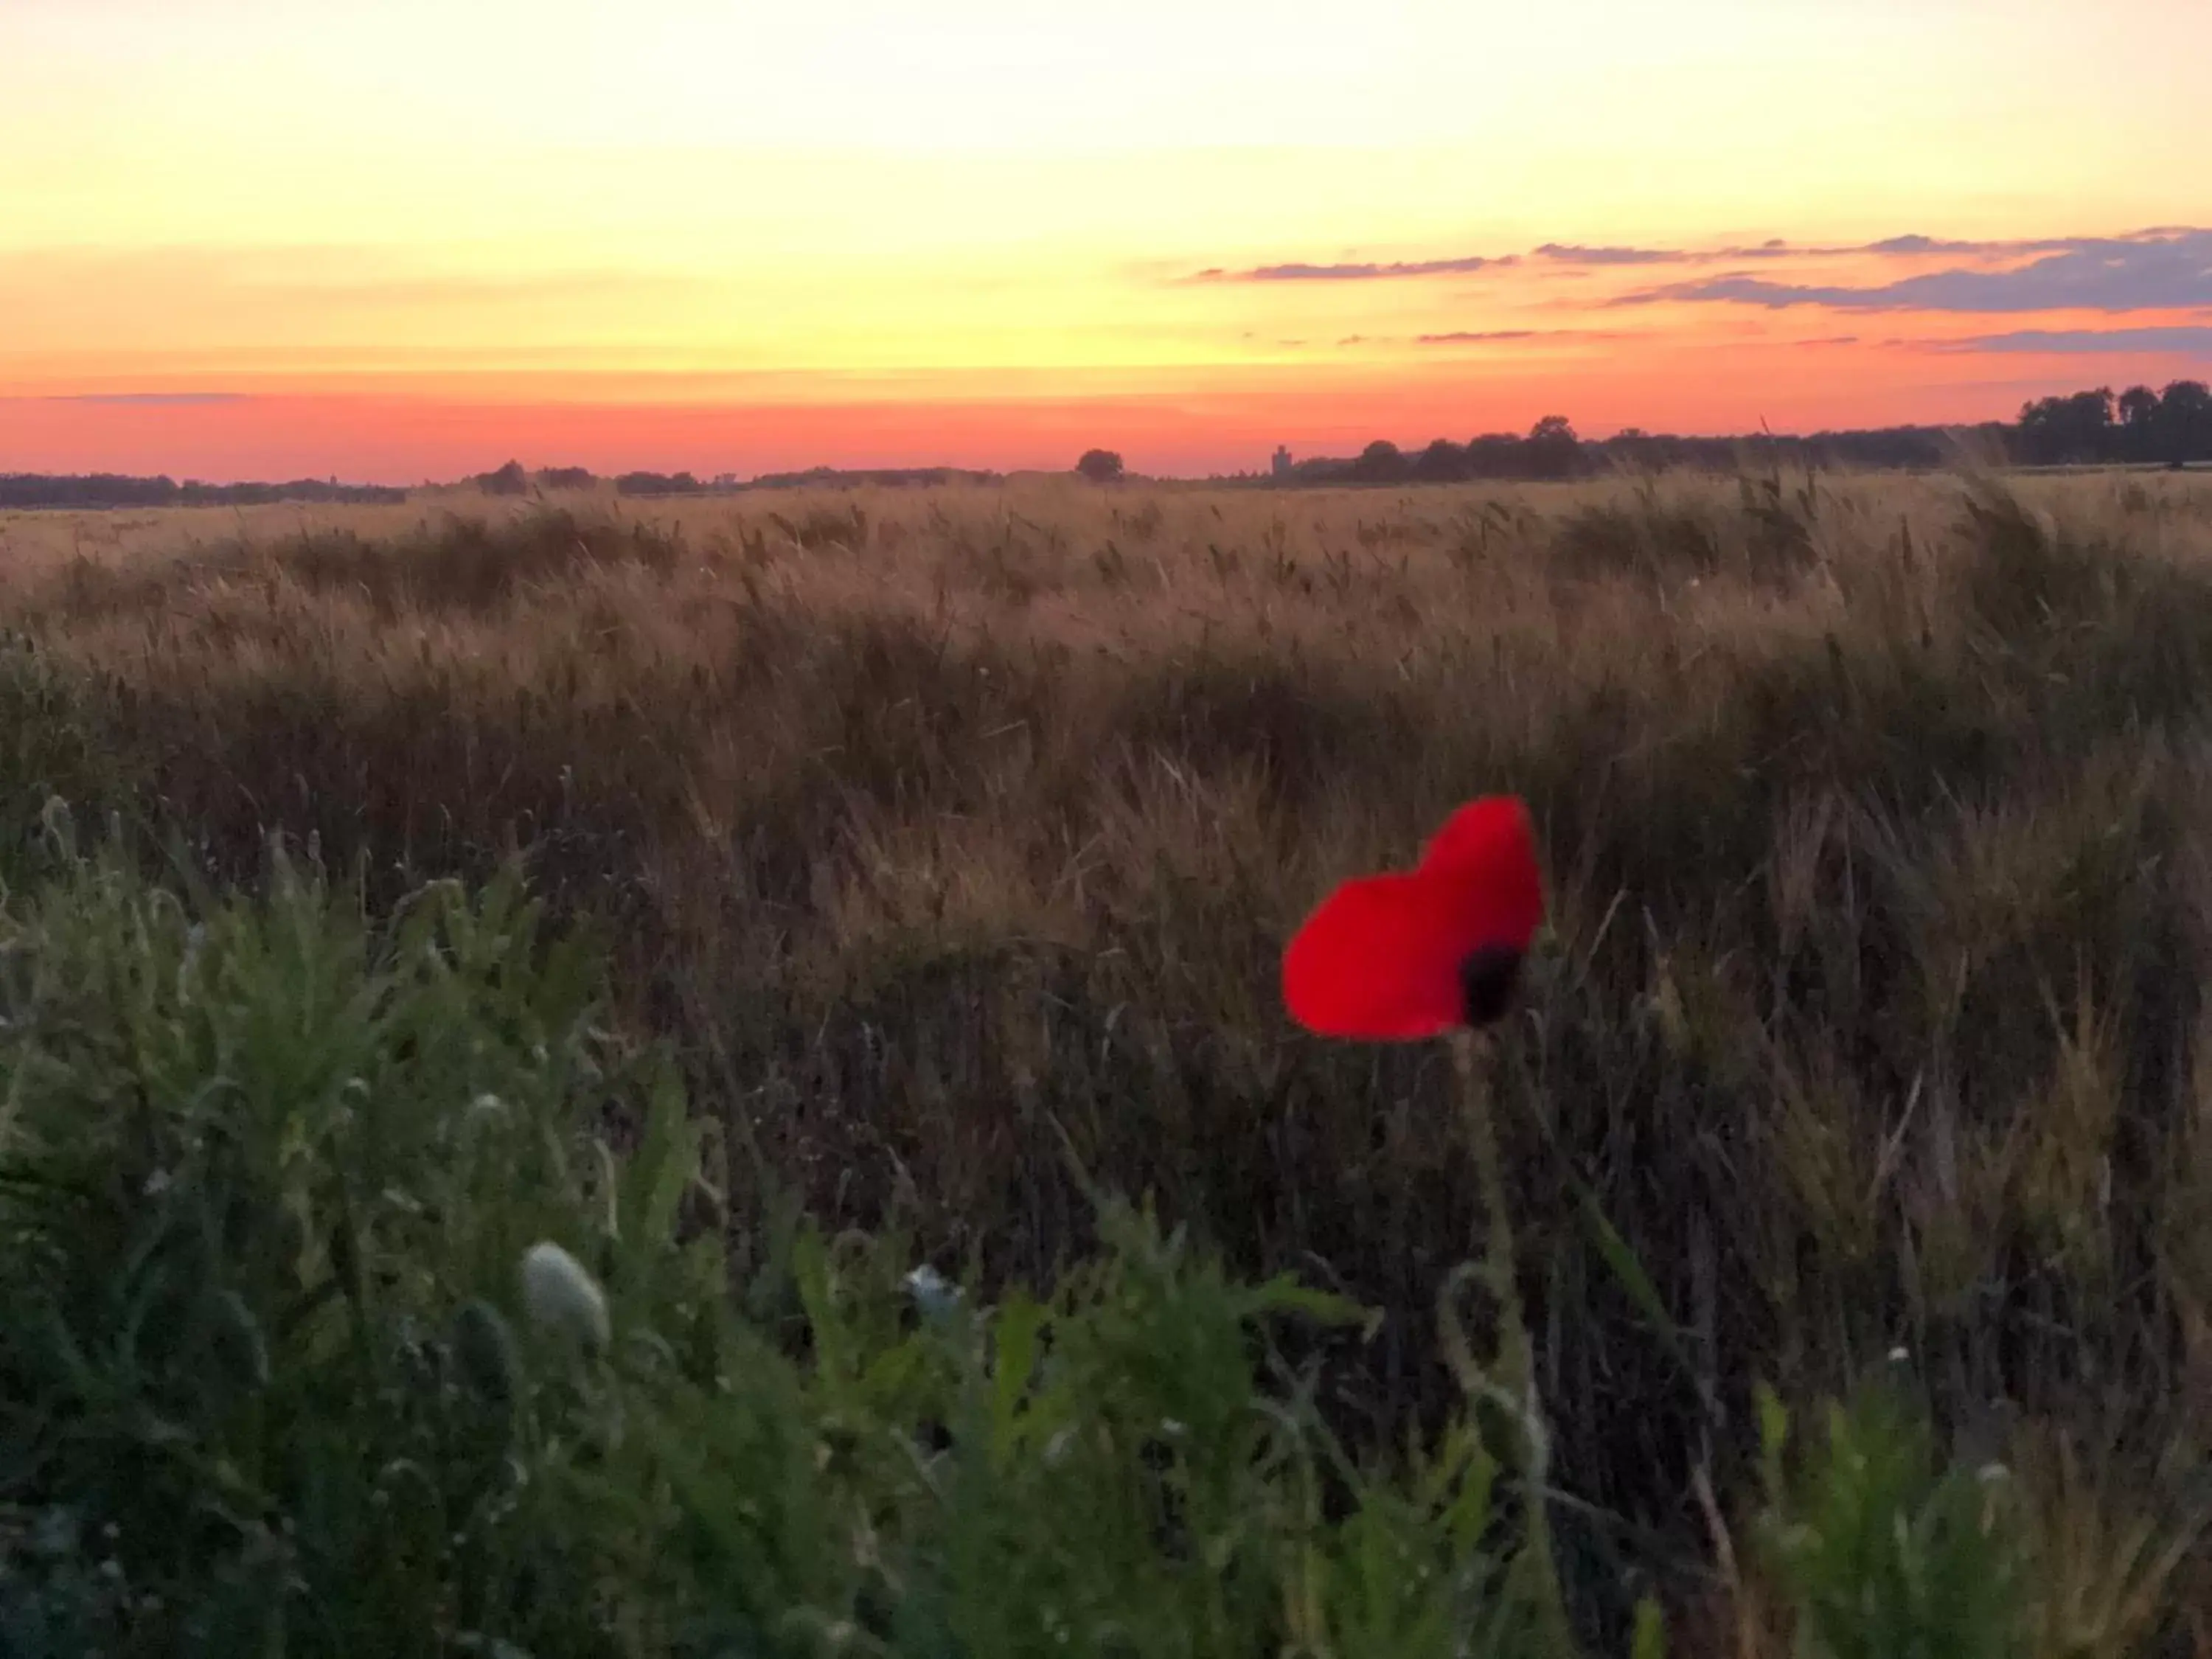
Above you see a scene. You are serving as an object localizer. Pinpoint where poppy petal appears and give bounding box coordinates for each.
[1418,796,1543,953]
[1282,872,1470,1040]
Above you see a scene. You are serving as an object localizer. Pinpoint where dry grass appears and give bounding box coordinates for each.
[10,465,2212,1633]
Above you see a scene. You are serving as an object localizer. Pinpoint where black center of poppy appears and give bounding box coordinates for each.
[1458,943,1525,1028]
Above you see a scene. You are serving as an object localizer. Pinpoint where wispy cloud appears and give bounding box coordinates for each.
[1860,233,2104,257]
[1534,243,1686,267]
[45,392,252,406]
[1326,328,1613,347]
[1863,235,1992,256]
[1915,325,2212,355]
[1543,237,1873,265]
[240,270,708,307]
[1192,228,2212,292]
[1198,254,1514,282]
[1413,328,1622,346]
[1621,229,2212,313]
[1540,234,2109,266]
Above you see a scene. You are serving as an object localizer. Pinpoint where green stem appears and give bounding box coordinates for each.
[1451,1028,1576,1655]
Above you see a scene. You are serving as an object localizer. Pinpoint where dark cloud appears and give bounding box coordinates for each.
[1916,325,2212,355]
[1621,229,2212,313]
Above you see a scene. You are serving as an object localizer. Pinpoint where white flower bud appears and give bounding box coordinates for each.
[520,1241,609,1350]
[905,1264,962,1321]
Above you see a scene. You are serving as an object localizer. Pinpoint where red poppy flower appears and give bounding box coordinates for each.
[1282,796,1543,1040]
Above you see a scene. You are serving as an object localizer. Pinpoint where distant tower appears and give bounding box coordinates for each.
[1271,445,1293,479]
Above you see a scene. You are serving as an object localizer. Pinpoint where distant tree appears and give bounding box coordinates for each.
[2117,386,2162,463]
[478,460,531,496]
[613,470,703,498]
[1410,438,1469,482]
[537,465,598,490]
[2013,398,2059,464]
[1076,449,1125,483]
[1349,439,1407,484]
[2161,380,2212,465]
[1464,434,1523,479]
[2118,385,2160,427]
[2016,388,2115,465]
[1523,414,1582,479]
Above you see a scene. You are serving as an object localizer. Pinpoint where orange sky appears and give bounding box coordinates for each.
[6,0,2212,481]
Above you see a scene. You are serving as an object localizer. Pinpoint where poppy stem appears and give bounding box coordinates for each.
[1450,1027,1576,1654]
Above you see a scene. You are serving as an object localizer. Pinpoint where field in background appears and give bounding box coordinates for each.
[8,467,2212,1648]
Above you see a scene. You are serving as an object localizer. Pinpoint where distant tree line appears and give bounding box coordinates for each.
[475,461,1006,495]
[0,473,408,509]
[1263,415,1985,487]
[2013,381,2212,467]
[13,379,2209,512]
[745,465,1004,490]
[613,471,703,497]
[1595,425,2003,473]
[1257,380,2212,485]
[473,461,708,498]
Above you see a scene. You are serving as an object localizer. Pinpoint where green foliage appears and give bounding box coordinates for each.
[0,851,656,1653]
[1756,1379,2028,1659]
[0,849,1579,1655]
[0,635,125,886]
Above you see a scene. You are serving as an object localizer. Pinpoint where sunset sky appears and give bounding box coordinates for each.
[5,0,2212,481]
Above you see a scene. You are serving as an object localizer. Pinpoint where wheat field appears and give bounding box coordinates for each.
[7,467,2212,1650]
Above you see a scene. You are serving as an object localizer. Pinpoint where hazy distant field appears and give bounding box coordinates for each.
[8,468,2212,1650]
